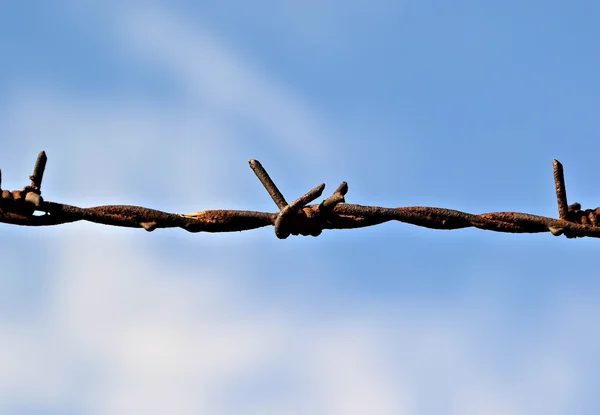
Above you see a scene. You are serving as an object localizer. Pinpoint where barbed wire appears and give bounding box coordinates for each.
[0,151,598,239]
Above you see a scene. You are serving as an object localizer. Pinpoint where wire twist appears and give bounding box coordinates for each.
[0,152,598,239]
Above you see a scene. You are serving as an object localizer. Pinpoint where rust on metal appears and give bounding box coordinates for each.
[1,151,599,240]
[553,159,569,220]
[29,150,47,193]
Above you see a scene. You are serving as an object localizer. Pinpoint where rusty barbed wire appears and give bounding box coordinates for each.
[0,151,599,239]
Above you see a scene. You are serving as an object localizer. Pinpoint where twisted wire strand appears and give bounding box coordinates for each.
[0,152,598,239]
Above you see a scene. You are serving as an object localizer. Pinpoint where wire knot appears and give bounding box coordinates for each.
[249,159,348,239]
[552,160,600,238]
[568,203,600,226]
[273,182,348,239]
[0,151,47,218]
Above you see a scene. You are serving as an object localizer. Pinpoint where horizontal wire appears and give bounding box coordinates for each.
[1,151,598,239]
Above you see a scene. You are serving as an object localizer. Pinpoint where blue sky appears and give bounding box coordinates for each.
[2,1,600,414]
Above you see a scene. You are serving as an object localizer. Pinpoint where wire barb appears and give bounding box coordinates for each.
[319,182,348,212]
[1,151,600,240]
[249,159,288,210]
[553,159,568,220]
[29,151,47,193]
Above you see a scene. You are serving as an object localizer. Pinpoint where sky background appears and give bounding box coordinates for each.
[1,1,600,414]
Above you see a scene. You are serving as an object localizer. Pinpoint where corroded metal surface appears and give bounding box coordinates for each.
[0,151,598,239]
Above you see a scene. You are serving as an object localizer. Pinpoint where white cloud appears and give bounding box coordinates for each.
[1,240,590,415]
[0,90,244,210]
[1,2,345,203]
[113,6,338,164]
